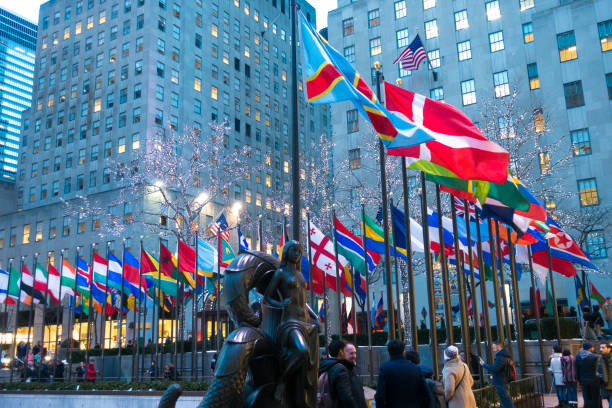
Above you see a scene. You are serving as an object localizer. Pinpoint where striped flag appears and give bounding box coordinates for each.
[0,269,9,304]
[454,197,479,223]
[209,213,230,241]
[46,263,61,304]
[393,34,427,71]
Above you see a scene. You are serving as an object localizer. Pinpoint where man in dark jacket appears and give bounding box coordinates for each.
[343,342,368,408]
[375,340,431,408]
[479,343,513,408]
[576,342,601,408]
[319,339,359,408]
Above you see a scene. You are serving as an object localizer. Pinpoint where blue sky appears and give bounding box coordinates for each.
[0,0,336,28]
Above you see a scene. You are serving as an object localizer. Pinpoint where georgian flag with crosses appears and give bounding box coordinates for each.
[308,221,348,292]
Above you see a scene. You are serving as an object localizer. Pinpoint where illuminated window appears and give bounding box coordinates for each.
[493,71,509,98]
[522,23,533,43]
[425,19,438,39]
[118,137,126,153]
[520,0,534,11]
[394,1,406,19]
[396,28,409,49]
[427,49,440,69]
[368,9,380,28]
[457,40,471,61]
[455,10,468,30]
[489,31,504,52]
[22,224,31,244]
[349,148,361,169]
[256,192,262,207]
[194,78,201,91]
[485,1,501,21]
[369,37,382,56]
[132,133,140,150]
[211,85,218,100]
[75,22,82,34]
[87,15,94,29]
[461,79,476,106]
[598,20,612,52]
[343,18,354,36]
[557,31,577,62]
[578,178,598,206]
[64,27,70,39]
[533,109,545,132]
[570,128,591,156]
[211,23,218,37]
[283,161,289,173]
[538,151,550,175]
[527,63,540,90]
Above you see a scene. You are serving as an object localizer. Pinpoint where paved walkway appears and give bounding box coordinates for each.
[544,393,609,407]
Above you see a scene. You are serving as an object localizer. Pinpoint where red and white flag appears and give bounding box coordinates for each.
[47,263,61,304]
[384,82,509,184]
[308,221,347,291]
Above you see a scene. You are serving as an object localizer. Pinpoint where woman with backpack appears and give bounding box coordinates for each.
[442,346,476,408]
[561,349,578,407]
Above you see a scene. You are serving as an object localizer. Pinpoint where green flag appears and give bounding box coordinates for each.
[8,266,20,303]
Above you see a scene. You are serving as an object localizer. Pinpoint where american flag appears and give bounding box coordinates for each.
[453,197,481,223]
[209,213,230,241]
[393,34,427,71]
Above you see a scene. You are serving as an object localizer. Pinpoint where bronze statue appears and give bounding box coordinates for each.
[159,242,319,408]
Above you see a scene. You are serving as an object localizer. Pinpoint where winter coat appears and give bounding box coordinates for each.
[442,358,476,408]
[549,353,564,386]
[347,366,368,408]
[561,355,577,383]
[482,348,512,386]
[85,362,96,381]
[576,349,600,384]
[602,302,612,320]
[375,355,431,408]
[600,353,612,390]
[319,358,357,408]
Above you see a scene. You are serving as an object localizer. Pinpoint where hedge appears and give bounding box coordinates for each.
[0,380,208,392]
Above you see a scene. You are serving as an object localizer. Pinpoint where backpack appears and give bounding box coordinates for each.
[506,358,517,383]
[317,370,334,408]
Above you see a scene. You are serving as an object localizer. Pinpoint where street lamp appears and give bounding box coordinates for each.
[195,191,209,205]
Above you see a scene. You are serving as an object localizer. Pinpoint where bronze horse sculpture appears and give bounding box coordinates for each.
[158,241,320,408]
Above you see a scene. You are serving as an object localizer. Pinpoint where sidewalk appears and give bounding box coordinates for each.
[544,393,609,407]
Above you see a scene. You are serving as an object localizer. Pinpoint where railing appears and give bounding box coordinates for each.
[473,375,545,408]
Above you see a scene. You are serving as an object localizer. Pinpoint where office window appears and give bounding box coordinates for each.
[578,178,598,206]
[62,217,70,236]
[430,87,444,101]
[520,0,534,11]
[347,148,361,170]
[368,9,380,28]
[394,1,406,19]
[557,31,577,62]
[586,231,607,259]
[461,79,476,105]
[606,73,612,99]
[370,37,382,56]
[427,49,440,69]
[344,45,355,63]
[533,109,545,132]
[571,128,591,156]
[493,71,509,98]
[397,29,410,49]
[489,31,504,52]
[155,85,164,101]
[563,81,584,108]
[498,117,515,139]
[346,109,358,133]
[457,40,471,61]
[455,10,468,30]
[343,18,354,36]
[35,222,43,242]
[423,0,435,10]
[22,224,30,244]
[424,19,438,39]
[538,151,550,175]
[598,20,612,52]
[398,64,411,78]
[48,219,57,239]
[485,0,501,21]
[527,63,540,90]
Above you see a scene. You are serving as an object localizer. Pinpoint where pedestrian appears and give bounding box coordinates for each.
[583,307,597,340]
[442,346,476,408]
[86,358,96,382]
[38,361,50,382]
[593,305,605,338]
[576,341,601,408]
[342,342,368,408]
[561,349,578,407]
[145,360,157,380]
[603,299,612,333]
[374,339,431,408]
[164,363,177,380]
[599,343,612,402]
[20,361,33,382]
[317,339,358,408]
[210,352,218,373]
[54,359,65,382]
[569,307,577,318]
[405,350,442,408]
[75,361,86,382]
[479,342,514,408]
[548,344,565,406]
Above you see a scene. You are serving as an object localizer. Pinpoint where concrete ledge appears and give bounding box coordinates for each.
[0,393,204,408]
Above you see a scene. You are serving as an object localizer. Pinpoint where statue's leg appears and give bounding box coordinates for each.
[283,330,310,408]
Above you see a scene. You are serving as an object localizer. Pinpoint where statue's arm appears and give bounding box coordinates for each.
[263,272,284,308]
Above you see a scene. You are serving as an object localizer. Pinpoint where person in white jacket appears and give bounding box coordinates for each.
[549,344,566,406]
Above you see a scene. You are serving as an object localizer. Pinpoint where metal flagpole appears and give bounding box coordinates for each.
[420,174,439,377]
[117,240,126,380]
[9,256,23,383]
[100,242,110,381]
[361,201,374,383]
[290,0,300,240]
[193,231,199,380]
[258,215,264,252]
[41,254,52,369]
[350,264,357,345]
[374,65,396,340]
[493,221,513,357]
[177,241,184,379]
[216,232,221,353]
[462,200,484,386]
[449,196,470,367]
[85,244,95,363]
[331,207,343,336]
[401,161,417,350]
[157,235,164,375]
[68,247,81,382]
[140,265,148,381]
[306,211,315,312]
[508,238,526,378]
[486,220,504,345]
[545,241,562,343]
[389,197,403,341]
[26,254,38,360]
[54,251,64,363]
[474,212,492,361]
[132,238,144,380]
[435,185,453,345]
[527,246,548,385]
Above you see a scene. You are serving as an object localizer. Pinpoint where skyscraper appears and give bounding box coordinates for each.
[0,8,37,183]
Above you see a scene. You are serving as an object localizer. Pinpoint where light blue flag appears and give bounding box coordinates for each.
[197,237,216,278]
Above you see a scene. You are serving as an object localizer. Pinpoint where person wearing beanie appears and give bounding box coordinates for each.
[442,346,476,408]
[576,342,601,408]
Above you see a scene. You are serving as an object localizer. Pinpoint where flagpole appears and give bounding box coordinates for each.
[493,221,513,357]
[374,63,396,340]
[133,237,144,380]
[527,246,548,384]
[349,264,357,345]
[401,161,418,351]
[290,0,301,241]
[435,185,453,345]
[156,235,163,376]
[85,243,95,363]
[258,215,264,252]
[100,242,110,381]
[331,206,343,337]
[41,254,52,369]
[140,264,148,381]
[508,238,526,378]
[9,256,23,383]
[193,232,199,380]
[177,239,184,379]
[54,251,64,365]
[486,220,505,345]
[26,253,38,365]
[306,210,315,311]
[2,257,12,344]
[462,200,484,386]
[389,197,403,341]
[420,174,439,378]
[449,196,470,368]
[117,239,126,381]
[68,246,81,382]
[360,201,374,383]
[473,212,492,361]
[545,241,562,343]
[216,232,221,353]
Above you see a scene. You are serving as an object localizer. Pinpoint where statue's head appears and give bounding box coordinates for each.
[282,240,302,265]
